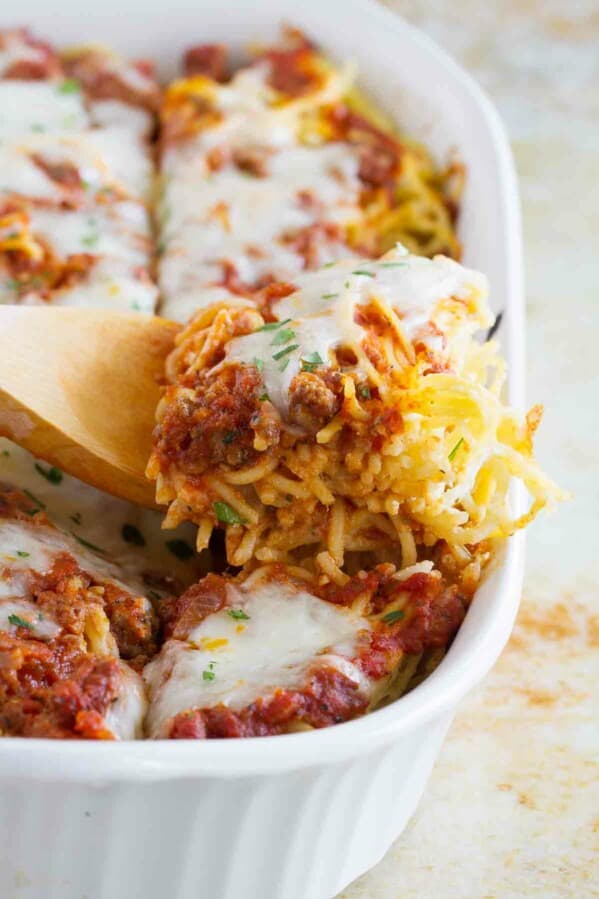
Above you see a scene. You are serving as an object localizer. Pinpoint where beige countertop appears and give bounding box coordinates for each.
[342,2,599,896]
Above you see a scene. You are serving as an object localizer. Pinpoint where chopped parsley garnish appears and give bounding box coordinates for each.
[270,327,296,347]
[1,449,10,457]
[381,609,405,625]
[31,123,46,133]
[16,551,30,558]
[252,356,264,372]
[165,539,194,560]
[23,489,45,512]
[379,262,408,268]
[58,79,80,94]
[259,392,270,402]
[70,512,82,525]
[257,318,292,332]
[272,343,299,361]
[130,301,141,311]
[202,661,216,682]
[213,501,246,526]
[352,269,375,278]
[34,463,63,485]
[121,524,146,547]
[8,614,34,630]
[222,430,237,445]
[357,384,371,400]
[448,437,464,462]
[322,261,336,269]
[227,609,250,621]
[81,232,99,248]
[278,358,291,372]
[300,351,324,373]
[72,534,106,554]
[321,293,338,300]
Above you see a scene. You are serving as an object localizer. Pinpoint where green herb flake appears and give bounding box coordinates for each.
[270,327,296,347]
[381,609,405,625]
[202,661,217,682]
[258,392,270,402]
[352,269,375,278]
[31,123,46,133]
[278,358,291,372]
[448,437,464,462]
[227,609,250,621]
[23,489,46,512]
[148,590,161,601]
[257,318,292,332]
[130,301,141,311]
[16,551,30,558]
[72,534,106,554]
[357,384,371,400]
[379,262,408,268]
[121,523,146,547]
[300,351,324,373]
[165,539,194,560]
[252,356,264,373]
[58,79,81,94]
[272,343,299,362]
[34,463,63,485]
[8,614,34,630]
[213,501,246,526]
[321,293,338,300]
[322,261,336,269]
[1,449,10,457]
[81,232,99,248]
[222,430,237,445]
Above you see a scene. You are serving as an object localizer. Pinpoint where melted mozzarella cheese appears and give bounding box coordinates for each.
[0,438,200,589]
[0,82,89,139]
[104,661,147,740]
[0,516,146,601]
[160,142,361,321]
[144,579,371,737]
[40,260,158,313]
[225,249,490,416]
[89,100,153,138]
[0,596,61,640]
[26,204,151,265]
[0,129,152,203]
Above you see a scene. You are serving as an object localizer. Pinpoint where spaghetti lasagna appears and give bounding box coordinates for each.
[0,29,158,312]
[0,484,149,738]
[148,246,562,592]
[144,561,463,739]
[158,30,460,322]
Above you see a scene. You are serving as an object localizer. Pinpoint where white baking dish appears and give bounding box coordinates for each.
[0,2,524,897]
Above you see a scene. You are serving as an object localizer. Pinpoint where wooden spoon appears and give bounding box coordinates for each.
[0,306,179,507]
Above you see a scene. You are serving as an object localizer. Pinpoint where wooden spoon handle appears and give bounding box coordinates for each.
[0,307,179,508]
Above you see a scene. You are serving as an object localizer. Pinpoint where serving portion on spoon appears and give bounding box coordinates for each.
[0,306,179,507]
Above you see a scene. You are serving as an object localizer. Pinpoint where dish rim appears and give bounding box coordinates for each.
[0,0,525,779]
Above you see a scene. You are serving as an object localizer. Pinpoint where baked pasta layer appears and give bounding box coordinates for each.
[144,562,464,739]
[0,485,150,738]
[158,30,461,321]
[0,29,158,311]
[148,247,562,588]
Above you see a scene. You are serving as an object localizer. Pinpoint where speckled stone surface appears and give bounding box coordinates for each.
[341,3,599,897]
